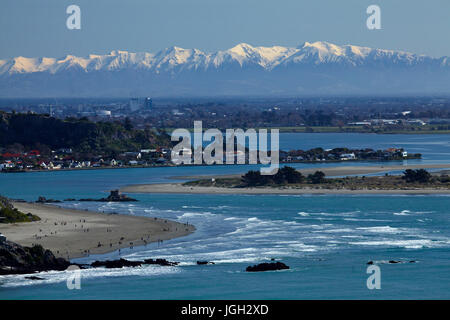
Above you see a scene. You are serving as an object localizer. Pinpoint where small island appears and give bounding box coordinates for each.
[121,164,450,195]
[184,166,450,191]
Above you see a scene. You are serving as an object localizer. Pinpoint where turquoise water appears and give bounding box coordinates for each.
[0,133,449,299]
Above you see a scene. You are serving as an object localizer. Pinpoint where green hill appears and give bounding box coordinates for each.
[0,196,40,223]
[0,112,171,157]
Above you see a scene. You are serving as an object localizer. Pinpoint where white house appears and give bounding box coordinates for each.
[340,153,356,160]
[0,233,6,243]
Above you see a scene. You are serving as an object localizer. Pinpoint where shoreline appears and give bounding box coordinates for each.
[0,202,195,260]
[0,159,419,174]
[121,182,450,195]
[168,164,450,181]
[121,164,450,195]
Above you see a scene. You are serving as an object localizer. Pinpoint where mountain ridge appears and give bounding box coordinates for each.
[0,41,449,97]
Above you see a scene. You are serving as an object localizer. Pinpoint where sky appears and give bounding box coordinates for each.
[1,0,449,59]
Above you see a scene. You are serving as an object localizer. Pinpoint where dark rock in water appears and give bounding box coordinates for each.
[0,240,69,275]
[197,260,215,265]
[78,190,137,202]
[64,198,76,201]
[91,258,143,269]
[368,260,418,265]
[102,190,137,202]
[90,258,179,269]
[36,196,61,203]
[144,258,179,266]
[246,262,289,272]
[25,276,45,280]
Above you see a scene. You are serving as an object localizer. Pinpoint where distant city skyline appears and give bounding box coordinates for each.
[1,0,450,59]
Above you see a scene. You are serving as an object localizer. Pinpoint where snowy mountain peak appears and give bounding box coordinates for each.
[0,41,448,97]
[2,41,443,75]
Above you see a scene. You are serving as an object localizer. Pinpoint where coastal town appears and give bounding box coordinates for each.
[0,146,420,172]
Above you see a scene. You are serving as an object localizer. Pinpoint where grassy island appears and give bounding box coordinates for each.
[183,167,450,191]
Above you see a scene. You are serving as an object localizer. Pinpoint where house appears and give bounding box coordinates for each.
[340,153,356,160]
[57,148,73,154]
[2,152,21,158]
[123,152,142,159]
[39,161,48,169]
[0,233,6,243]
[348,121,372,126]
[385,148,399,153]
[0,161,15,170]
[27,150,41,157]
[81,161,91,167]
[109,159,118,166]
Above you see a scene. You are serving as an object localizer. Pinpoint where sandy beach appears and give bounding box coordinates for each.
[0,202,195,259]
[121,182,450,195]
[121,164,450,195]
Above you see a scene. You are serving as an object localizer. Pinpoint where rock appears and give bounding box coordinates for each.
[78,190,137,202]
[0,240,69,275]
[102,190,137,202]
[143,258,179,266]
[369,260,417,265]
[90,258,143,269]
[90,258,179,269]
[36,196,61,203]
[25,276,45,280]
[64,198,76,201]
[246,262,289,272]
[197,260,215,265]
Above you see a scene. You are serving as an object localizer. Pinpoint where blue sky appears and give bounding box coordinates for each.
[1,0,449,58]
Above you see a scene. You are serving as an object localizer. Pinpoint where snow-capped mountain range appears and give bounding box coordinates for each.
[1,41,449,97]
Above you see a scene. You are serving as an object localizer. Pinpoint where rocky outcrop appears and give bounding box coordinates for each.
[25,276,46,280]
[0,240,69,275]
[89,258,178,269]
[143,258,178,266]
[367,260,417,265]
[197,260,215,265]
[36,196,61,203]
[90,258,143,269]
[1,195,40,223]
[76,190,137,202]
[246,262,290,272]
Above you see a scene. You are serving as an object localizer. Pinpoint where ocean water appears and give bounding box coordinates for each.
[0,133,449,299]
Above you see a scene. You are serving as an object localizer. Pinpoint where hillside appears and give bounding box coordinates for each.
[0,196,40,223]
[0,112,171,158]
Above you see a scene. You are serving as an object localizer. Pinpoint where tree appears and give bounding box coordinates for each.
[279,166,304,184]
[403,169,431,183]
[242,170,266,186]
[124,117,133,131]
[308,171,326,184]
